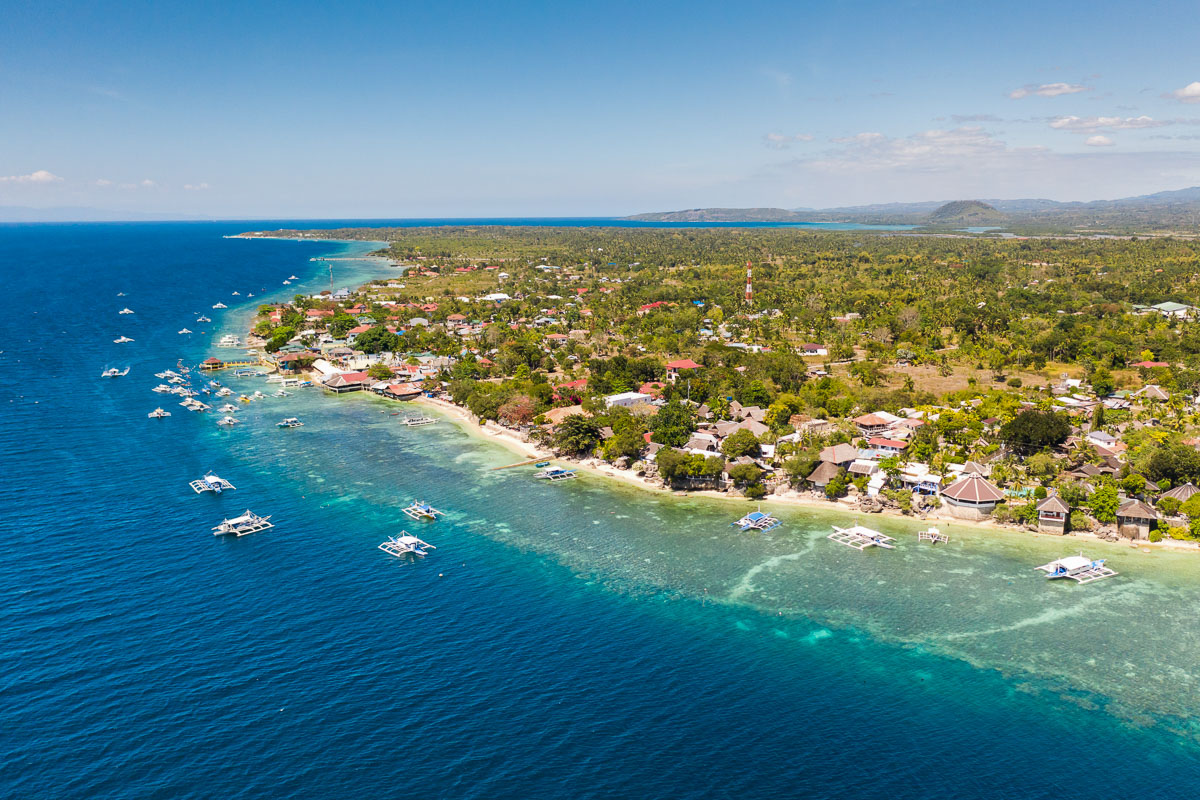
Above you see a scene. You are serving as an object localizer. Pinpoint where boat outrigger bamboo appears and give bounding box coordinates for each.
[277,417,304,428]
[190,472,236,494]
[1035,554,1117,584]
[829,524,897,550]
[402,501,445,521]
[378,533,436,558]
[732,509,782,531]
[917,526,949,543]
[534,467,577,481]
[402,414,437,427]
[212,510,273,536]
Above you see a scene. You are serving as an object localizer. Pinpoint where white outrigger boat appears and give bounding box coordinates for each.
[152,384,173,393]
[212,510,273,536]
[217,415,240,426]
[829,524,897,551]
[403,501,445,522]
[379,532,436,558]
[196,315,212,323]
[277,417,304,428]
[732,509,781,531]
[119,308,134,315]
[212,302,227,309]
[273,389,291,397]
[148,407,171,418]
[218,404,239,413]
[190,472,236,494]
[1035,554,1117,584]
[113,336,134,343]
[402,414,437,427]
[215,387,233,397]
[534,467,577,482]
[180,398,211,411]
[216,334,242,348]
[917,526,950,543]
[101,367,129,377]
[178,328,192,334]
[288,275,298,280]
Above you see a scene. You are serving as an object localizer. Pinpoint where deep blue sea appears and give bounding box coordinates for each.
[3,222,1200,799]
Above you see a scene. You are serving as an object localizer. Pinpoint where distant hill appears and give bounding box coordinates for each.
[624,187,1200,231]
[626,207,806,223]
[926,200,1007,225]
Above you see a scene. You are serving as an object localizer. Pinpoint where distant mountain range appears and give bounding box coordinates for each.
[625,187,1200,230]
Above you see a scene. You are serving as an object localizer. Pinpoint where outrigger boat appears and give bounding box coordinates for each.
[113,336,134,343]
[403,501,445,522]
[212,510,273,536]
[196,315,212,323]
[402,414,437,427]
[148,407,171,418]
[190,472,236,494]
[378,532,436,558]
[534,467,577,482]
[119,308,134,314]
[178,328,192,334]
[829,524,897,550]
[153,384,173,393]
[273,389,291,397]
[1035,554,1117,584]
[215,387,233,397]
[218,404,239,413]
[732,509,782,531]
[101,367,129,377]
[277,417,304,428]
[917,526,950,543]
[212,302,227,309]
[217,415,240,426]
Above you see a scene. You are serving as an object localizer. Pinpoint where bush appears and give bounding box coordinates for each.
[1007,377,1023,388]
[1033,486,1048,499]
[1166,526,1190,540]
[744,483,767,500]
[1069,510,1092,531]
[1149,530,1163,543]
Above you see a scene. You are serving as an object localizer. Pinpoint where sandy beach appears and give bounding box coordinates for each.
[410,395,1200,552]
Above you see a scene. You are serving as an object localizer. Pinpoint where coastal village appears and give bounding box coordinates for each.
[222,227,1200,548]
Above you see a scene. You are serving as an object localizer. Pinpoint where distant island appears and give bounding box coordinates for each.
[625,186,1200,233]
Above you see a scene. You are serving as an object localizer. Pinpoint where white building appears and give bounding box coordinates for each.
[605,391,653,408]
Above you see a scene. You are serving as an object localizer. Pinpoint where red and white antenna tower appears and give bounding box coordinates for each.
[744,261,753,304]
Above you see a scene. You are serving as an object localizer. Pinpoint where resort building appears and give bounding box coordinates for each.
[1116,499,1158,540]
[604,391,654,409]
[1036,494,1070,533]
[940,472,1005,519]
[1160,482,1200,504]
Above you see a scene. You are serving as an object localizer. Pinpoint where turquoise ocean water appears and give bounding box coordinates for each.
[3,221,1200,798]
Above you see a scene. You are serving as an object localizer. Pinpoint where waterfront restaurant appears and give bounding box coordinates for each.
[1036,494,1070,533]
[940,472,1005,519]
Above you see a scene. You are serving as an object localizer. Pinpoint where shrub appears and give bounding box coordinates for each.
[1149,530,1163,543]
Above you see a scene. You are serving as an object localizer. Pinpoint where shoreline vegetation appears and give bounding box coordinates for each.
[232,224,1200,554]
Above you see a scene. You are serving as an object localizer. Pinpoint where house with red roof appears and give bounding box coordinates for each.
[665,358,702,383]
[323,371,371,393]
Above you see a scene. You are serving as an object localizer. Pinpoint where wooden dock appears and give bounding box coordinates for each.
[490,457,547,471]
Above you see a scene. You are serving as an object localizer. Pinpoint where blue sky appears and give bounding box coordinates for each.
[4,0,1200,217]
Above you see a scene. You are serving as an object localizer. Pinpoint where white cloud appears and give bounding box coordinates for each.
[95,179,113,187]
[761,68,791,89]
[1085,135,1114,147]
[184,182,211,190]
[140,179,157,187]
[0,169,63,184]
[1170,81,1200,103]
[763,132,814,149]
[813,127,1026,172]
[1049,115,1166,132]
[1010,82,1091,99]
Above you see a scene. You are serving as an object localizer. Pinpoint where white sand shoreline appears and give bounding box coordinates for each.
[410,396,1200,553]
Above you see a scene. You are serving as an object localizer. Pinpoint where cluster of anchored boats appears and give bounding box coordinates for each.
[731,512,1118,585]
[142,363,307,430]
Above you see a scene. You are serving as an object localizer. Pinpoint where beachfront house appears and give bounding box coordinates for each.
[940,472,1005,519]
[323,371,371,393]
[1116,499,1158,540]
[1036,494,1070,534]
